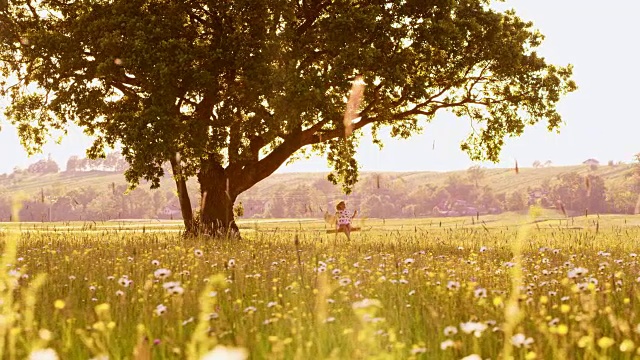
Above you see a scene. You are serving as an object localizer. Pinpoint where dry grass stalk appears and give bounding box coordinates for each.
[343,75,365,137]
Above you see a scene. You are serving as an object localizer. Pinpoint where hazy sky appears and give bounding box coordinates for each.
[1,0,638,174]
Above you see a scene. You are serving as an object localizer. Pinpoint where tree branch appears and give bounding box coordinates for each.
[295,0,332,36]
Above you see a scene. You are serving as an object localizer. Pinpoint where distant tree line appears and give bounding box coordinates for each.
[237,164,638,219]
[66,152,129,172]
[0,183,189,222]
[1,155,640,221]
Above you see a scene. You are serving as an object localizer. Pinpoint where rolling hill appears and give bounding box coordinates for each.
[0,162,634,202]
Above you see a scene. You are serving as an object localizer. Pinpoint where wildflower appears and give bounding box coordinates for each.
[154,268,172,279]
[194,249,203,257]
[201,345,248,360]
[568,267,588,278]
[168,286,184,296]
[324,317,336,323]
[411,347,427,354]
[597,337,615,349]
[182,317,194,325]
[620,339,635,352]
[440,339,455,350]
[404,258,415,265]
[339,277,351,286]
[332,269,341,275]
[576,282,588,292]
[151,259,160,266]
[408,290,416,296]
[227,259,236,267]
[208,312,219,320]
[511,333,534,348]
[555,324,569,335]
[244,306,257,313]
[474,288,487,298]
[28,348,59,360]
[443,326,458,336]
[352,298,382,310]
[68,275,76,281]
[54,300,65,310]
[578,336,593,348]
[39,329,52,341]
[89,285,96,292]
[163,281,181,290]
[446,281,460,290]
[267,301,278,308]
[118,277,132,287]
[460,321,487,337]
[479,246,487,253]
[461,355,482,360]
[115,290,124,297]
[155,304,167,316]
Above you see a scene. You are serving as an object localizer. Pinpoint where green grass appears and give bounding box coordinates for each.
[3,213,640,359]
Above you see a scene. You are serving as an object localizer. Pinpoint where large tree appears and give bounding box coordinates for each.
[0,0,575,236]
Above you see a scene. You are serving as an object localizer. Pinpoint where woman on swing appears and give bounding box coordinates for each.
[335,201,357,240]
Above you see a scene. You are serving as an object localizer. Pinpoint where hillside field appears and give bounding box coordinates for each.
[1,163,634,201]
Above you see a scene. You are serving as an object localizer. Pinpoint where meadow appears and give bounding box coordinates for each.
[3,211,640,359]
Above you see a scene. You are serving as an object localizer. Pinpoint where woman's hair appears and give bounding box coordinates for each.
[336,201,346,210]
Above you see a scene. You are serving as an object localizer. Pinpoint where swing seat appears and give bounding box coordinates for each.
[326,227,361,234]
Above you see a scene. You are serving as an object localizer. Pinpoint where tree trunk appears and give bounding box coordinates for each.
[197,161,240,237]
[170,157,195,235]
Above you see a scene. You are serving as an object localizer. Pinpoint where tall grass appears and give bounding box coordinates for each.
[1,216,640,358]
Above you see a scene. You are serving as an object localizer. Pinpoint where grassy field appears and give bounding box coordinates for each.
[3,212,640,359]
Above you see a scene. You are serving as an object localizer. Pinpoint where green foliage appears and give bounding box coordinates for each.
[506,190,527,211]
[233,201,244,218]
[26,158,59,174]
[549,172,607,213]
[1,0,575,203]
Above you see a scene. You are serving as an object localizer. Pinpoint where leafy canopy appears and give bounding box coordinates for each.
[0,0,576,194]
